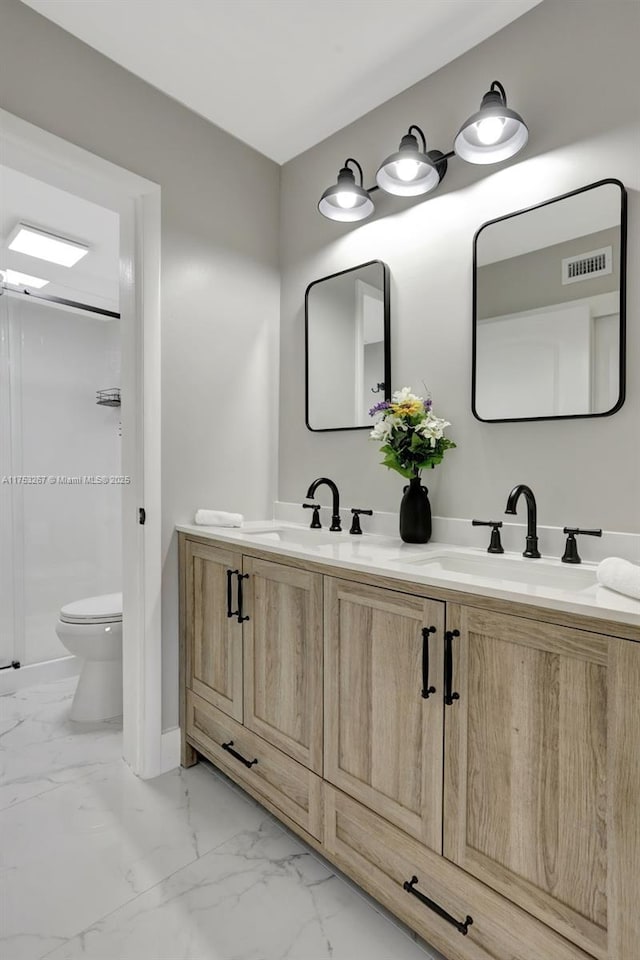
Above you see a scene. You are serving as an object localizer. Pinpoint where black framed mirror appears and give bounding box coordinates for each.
[305,260,391,431]
[472,179,626,422]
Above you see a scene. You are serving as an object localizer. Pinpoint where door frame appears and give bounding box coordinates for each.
[0,107,164,778]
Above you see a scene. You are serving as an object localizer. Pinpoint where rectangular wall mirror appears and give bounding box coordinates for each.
[473,179,626,422]
[305,260,390,431]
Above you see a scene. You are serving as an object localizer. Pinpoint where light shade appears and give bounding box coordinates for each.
[0,268,49,289]
[376,128,444,197]
[8,223,89,267]
[318,161,374,223]
[454,81,528,165]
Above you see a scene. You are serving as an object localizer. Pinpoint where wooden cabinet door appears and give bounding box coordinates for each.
[185,540,243,722]
[242,557,323,774]
[324,577,445,852]
[443,603,638,960]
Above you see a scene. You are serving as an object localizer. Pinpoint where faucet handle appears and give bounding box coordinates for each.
[561,527,602,564]
[350,508,373,535]
[472,519,504,554]
[303,503,322,529]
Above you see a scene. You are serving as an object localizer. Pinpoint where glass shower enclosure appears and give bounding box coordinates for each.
[0,289,122,673]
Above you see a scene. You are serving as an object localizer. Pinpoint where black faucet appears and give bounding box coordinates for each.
[306,477,341,531]
[505,483,541,558]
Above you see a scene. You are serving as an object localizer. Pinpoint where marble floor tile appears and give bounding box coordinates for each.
[2,678,442,960]
[0,678,122,810]
[0,758,275,959]
[42,824,434,960]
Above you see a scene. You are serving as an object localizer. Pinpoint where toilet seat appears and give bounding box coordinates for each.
[59,592,122,625]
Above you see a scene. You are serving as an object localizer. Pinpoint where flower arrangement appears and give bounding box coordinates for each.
[369,387,456,479]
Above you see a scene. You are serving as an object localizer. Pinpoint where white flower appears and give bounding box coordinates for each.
[370,414,406,441]
[370,418,392,441]
[391,386,423,405]
[416,413,451,446]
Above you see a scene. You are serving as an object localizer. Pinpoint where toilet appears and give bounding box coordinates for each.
[55,592,123,722]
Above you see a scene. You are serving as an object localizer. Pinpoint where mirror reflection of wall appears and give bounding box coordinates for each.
[473,180,626,422]
[305,261,390,431]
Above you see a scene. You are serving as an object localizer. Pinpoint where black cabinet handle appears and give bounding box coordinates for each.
[226,568,238,619]
[236,572,250,623]
[403,876,473,936]
[421,626,437,698]
[221,740,258,768]
[444,629,460,705]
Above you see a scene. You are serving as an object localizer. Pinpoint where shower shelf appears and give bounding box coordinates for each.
[96,388,121,407]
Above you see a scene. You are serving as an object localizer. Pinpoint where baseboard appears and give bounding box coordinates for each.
[160,727,181,773]
[0,655,79,694]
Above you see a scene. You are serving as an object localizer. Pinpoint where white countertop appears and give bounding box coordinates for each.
[176,521,640,632]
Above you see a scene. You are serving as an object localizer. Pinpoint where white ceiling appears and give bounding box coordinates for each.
[21,0,542,163]
[478,186,622,264]
[0,165,119,312]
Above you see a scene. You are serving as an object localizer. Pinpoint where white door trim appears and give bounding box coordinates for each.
[0,108,163,778]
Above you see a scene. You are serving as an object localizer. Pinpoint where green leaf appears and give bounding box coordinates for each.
[375,425,456,480]
[380,452,414,479]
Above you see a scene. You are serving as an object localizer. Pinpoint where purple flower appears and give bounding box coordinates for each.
[424,398,433,411]
[369,400,391,418]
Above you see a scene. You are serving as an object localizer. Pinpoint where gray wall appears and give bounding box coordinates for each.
[0,0,280,729]
[279,0,640,534]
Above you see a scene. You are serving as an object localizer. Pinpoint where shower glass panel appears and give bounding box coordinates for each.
[0,291,18,667]
[0,294,122,667]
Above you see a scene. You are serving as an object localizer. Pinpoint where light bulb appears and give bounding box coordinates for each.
[476,116,505,145]
[395,158,420,182]
[335,191,358,209]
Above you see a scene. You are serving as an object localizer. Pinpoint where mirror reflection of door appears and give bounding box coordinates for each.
[473,180,625,422]
[354,278,385,425]
[305,261,390,431]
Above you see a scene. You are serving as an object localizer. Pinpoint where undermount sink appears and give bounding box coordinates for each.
[236,527,599,594]
[240,525,420,561]
[405,552,597,592]
[241,526,339,547]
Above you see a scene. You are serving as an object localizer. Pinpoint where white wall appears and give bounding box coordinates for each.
[0,0,280,727]
[0,298,121,665]
[279,0,640,536]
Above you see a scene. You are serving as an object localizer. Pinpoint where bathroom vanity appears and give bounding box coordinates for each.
[177,523,639,960]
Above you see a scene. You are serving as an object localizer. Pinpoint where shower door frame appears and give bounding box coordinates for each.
[0,108,165,779]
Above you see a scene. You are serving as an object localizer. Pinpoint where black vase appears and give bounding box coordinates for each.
[399,475,432,544]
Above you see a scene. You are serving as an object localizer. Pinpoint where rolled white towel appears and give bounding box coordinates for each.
[194,509,243,528]
[597,557,640,600]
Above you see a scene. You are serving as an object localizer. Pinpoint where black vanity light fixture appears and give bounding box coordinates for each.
[375,125,447,197]
[454,81,528,164]
[318,80,528,222]
[317,158,375,222]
